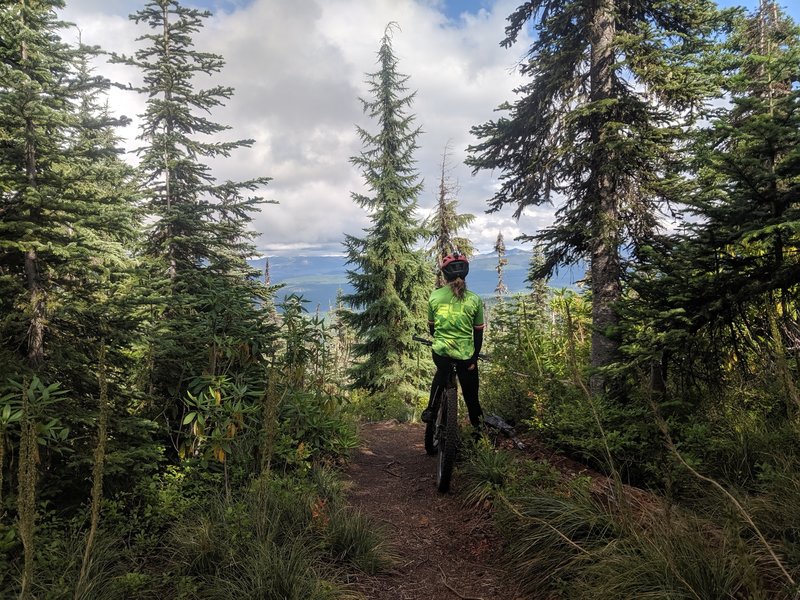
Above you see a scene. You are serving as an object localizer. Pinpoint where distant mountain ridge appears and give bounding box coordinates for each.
[248,249,584,311]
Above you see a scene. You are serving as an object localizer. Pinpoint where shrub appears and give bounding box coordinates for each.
[275,390,359,471]
[344,388,417,423]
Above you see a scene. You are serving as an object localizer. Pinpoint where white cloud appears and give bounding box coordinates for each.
[59,0,548,255]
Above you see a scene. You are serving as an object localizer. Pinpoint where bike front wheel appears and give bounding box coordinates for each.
[436,387,459,493]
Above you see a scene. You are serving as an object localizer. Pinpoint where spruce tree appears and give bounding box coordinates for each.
[526,243,550,304]
[467,0,721,391]
[684,0,800,304]
[0,2,161,560]
[342,24,430,402]
[113,0,272,408]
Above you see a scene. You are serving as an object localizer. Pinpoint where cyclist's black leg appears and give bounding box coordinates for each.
[426,380,444,409]
[431,351,452,388]
[456,361,482,428]
[423,352,451,422]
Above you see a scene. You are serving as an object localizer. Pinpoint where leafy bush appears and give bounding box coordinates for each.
[504,457,561,496]
[275,390,359,472]
[344,388,418,423]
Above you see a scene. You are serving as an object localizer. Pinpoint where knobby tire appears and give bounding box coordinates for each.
[437,388,458,493]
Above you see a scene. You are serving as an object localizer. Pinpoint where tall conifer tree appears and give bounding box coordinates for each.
[627,2,800,396]
[468,0,721,391]
[683,1,800,302]
[343,24,430,402]
[113,0,272,406]
[424,142,475,287]
[494,231,509,296]
[0,0,78,370]
[0,3,137,377]
[0,3,157,549]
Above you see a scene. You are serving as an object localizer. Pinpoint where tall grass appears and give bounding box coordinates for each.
[204,538,347,600]
[497,478,617,592]
[494,473,797,599]
[460,440,515,507]
[325,507,394,574]
[168,469,392,598]
[31,528,124,600]
[576,505,760,599]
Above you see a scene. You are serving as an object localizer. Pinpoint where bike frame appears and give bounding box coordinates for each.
[414,335,460,493]
[433,362,459,492]
[414,335,525,492]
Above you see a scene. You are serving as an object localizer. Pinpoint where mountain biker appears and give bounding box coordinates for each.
[421,252,485,434]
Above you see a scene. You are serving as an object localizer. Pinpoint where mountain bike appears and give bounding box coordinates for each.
[413,335,460,492]
[414,336,525,493]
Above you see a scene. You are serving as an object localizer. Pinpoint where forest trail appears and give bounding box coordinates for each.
[345,421,528,600]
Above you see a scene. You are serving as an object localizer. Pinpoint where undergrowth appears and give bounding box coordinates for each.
[459,435,800,599]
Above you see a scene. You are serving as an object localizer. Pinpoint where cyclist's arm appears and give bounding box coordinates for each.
[427,297,435,337]
[470,296,485,367]
[471,327,483,363]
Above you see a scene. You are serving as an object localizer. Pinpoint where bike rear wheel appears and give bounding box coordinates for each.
[436,387,459,493]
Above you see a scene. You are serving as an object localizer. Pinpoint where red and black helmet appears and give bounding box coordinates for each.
[440,252,469,281]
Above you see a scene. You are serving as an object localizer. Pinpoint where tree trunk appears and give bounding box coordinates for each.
[162,2,177,280]
[24,249,45,368]
[588,0,621,394]
[21,20,45,368]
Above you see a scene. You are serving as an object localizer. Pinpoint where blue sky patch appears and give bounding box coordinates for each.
[442,0,490,20]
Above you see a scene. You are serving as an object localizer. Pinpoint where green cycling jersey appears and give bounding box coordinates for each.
[427,286,485,360]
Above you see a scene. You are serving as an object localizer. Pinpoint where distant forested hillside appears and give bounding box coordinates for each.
[250,248,584,310]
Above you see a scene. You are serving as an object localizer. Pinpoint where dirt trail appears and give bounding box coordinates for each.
[345,421,527,600]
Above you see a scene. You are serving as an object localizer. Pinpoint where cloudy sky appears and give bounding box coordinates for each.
[58,0,798,257]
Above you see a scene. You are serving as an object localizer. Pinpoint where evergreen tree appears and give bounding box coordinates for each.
[467,0,721,391]
[684,0,800,305]
[0,2,163,558]
[0,0,81,370]
[626,1,800,406]
[423,142,475,287]
[342,24,430,402]
[53,45,140,381]
[0,3,138,383]
[526,242,550,308]
[112,0,272,409]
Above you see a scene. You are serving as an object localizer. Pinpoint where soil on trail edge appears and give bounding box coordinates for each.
[345,421,527,600]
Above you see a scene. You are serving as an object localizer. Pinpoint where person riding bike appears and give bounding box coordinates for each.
[421,252,485,435]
